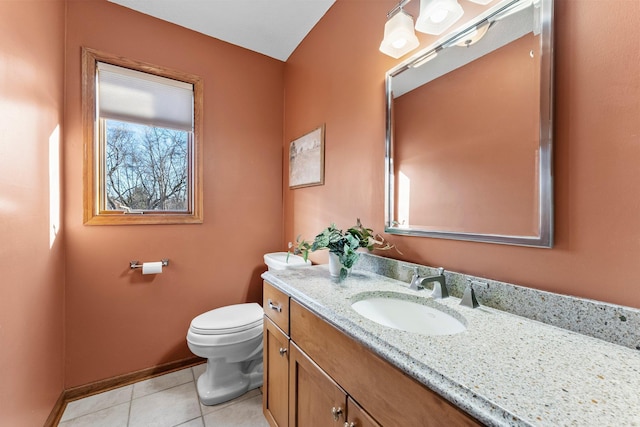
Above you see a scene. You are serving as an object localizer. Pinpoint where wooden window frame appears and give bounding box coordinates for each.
[82,47,203,225]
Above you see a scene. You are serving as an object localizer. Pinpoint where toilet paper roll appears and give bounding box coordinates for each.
[142,262,163,275]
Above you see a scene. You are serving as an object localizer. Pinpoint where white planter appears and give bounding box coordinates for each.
[328,252,355,278]
[328,252,343,278]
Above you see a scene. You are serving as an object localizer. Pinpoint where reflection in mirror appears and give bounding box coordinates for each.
[385,0,553,247]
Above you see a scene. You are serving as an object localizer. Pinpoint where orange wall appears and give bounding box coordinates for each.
[0,0,66,425]
[284,0,640,308]
[64,1,284,387]
[1,0,638,416]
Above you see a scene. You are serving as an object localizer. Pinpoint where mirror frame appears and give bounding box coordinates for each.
[384,0,554,248]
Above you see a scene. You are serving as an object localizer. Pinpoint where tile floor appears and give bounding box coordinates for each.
[58,363,269,427]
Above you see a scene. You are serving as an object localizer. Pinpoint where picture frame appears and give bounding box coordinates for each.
[289,124,325,189]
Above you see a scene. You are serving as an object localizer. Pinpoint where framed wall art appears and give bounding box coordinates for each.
[289,124,325,189]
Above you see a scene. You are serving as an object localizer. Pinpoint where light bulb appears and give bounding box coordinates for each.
[392,38,408,49]
[430,8,449,23]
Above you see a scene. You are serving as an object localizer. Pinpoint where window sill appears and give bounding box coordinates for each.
[83,213,203,226]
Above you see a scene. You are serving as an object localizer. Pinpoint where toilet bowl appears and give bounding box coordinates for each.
[186,303,264,405]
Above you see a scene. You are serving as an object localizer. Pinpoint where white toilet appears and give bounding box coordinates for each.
[187,253,309,406]
[187,303,264,405]
[263,252,311,271]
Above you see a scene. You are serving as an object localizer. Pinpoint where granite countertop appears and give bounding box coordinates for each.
[262,266,640,427]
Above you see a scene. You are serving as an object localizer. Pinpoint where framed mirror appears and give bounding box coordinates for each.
[384,0,553,247]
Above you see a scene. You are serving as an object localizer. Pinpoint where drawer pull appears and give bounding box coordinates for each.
[268,299,282,312]
[332,406,343,421]
[279,347,287,356]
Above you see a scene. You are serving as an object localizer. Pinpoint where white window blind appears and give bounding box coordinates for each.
[97,62,194,131]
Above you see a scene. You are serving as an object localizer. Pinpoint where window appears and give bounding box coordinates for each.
[82,47,203,224]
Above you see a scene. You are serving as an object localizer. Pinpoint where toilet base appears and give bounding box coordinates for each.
[196,357,263,406]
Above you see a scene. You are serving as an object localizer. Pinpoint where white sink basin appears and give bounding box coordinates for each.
[351,296,466,336]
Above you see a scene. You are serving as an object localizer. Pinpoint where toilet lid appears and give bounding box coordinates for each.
[190,303,263,335]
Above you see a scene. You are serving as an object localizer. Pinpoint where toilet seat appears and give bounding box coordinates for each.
[187,322,262,347]
[190,303,263,335]
[187,303,264,347]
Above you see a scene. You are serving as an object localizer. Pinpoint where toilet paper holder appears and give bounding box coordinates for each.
[130,259,170,269]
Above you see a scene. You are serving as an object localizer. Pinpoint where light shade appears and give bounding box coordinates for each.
[379,10,420,59]
[415,0,464,35]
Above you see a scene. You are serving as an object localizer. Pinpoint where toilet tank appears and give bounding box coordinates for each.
[264,252,311,271]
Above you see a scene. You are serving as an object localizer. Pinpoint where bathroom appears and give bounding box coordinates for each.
[0,0,638,426]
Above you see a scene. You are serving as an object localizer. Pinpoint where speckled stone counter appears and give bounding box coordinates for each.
[262,265,640,427]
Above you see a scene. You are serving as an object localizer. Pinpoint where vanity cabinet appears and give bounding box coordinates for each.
[263,281,479,427]
[289,300,479,427]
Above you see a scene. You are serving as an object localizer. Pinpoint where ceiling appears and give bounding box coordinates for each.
[108,0,336,62]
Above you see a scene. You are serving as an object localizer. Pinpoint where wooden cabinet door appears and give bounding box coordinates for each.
[346,397,381,427]
[264,317,290,427]
[289,342,347,427]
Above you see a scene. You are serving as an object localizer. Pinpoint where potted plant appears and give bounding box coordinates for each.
[289,219,397,280]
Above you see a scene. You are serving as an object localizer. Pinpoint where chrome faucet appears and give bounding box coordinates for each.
[409,267,449,299]
[425,267,448,299]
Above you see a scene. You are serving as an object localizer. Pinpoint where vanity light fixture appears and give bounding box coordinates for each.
[492,0,540,34]
[410,48,440,68]
[466,0,494,5]
[454,21,491,47]
[415,0,464,35]
[493,0,536,20]
[380,4,420,59]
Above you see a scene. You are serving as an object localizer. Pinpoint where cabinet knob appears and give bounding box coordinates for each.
[278,347,287,356]
[268,299,282,312]
[332,406,343,421]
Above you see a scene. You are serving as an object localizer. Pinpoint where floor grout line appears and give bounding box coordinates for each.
[58,386,134,424]
[131,379,195,401]
[192,367,205,419]
[127,381,134,427]
[59,365,264,427]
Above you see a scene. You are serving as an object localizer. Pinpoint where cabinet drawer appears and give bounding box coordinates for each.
[290,300,481,427]
[263,281,290,334]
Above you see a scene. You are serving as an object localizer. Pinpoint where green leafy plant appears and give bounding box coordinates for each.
[289,219,397,280]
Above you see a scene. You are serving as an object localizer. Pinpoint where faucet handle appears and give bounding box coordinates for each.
[460,279,480,309]
[408,266,422,290]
